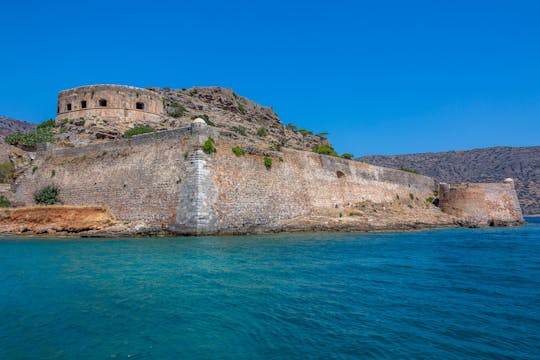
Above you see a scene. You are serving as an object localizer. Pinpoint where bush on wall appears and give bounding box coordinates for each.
[0,195,10,208]
[232,146,245,157]
[0,161,14,183]
[124,126,156,138]
[264,157,273,168]
[34,185,59,205]
[203,137,217,154]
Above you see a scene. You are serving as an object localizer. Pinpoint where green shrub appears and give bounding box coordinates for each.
[0,195,10,208]
[124,126,156,138]
[51,169,56,177]
[202,137,217,154]
[264,157,272,168]
[167,103,188,117]
[396,194,400,200]
[0,161,14,183]
[313,144,338,157]
[426,196,435,204]
[237,103,245,114]
[317,131,329,138]
[37,119,55,130]
[257,128,268,137]
[34,185,59,205]
[341,153,354,160]
[32,166,38,174]
[298,129,313,136]
[232,146,245,157]
[232,126,247,136]
[400,166,419,174]
[409,193,414,200]
[286,123,298,131]
[5,127,55,149]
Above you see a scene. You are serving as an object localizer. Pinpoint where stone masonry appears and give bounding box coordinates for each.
[11,118,523,235]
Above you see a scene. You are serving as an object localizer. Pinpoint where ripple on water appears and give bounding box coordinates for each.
[0,223,539,359]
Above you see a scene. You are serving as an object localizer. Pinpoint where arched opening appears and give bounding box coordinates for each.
[66,103,72,111]
[99,99,107,107]
[136,102,145,110]
[336,170,345,178]
[81,100,87,109]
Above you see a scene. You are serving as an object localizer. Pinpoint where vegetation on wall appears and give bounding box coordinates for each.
[341,153,354,160]
[232,146,246,157]
[202,137,217,154]
[34,185,59,205]
[257,128,268,137]
[0,161,14,183]
[264,157,273,168]
[0,195,10,208]
[124,126,156,138]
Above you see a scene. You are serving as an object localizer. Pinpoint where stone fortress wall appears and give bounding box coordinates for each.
[439,179,523,226]
[12,119,523,235]
[10,84,524,235]
[56,85,164,126]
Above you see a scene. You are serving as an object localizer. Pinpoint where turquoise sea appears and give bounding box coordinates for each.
[1,219,539,359]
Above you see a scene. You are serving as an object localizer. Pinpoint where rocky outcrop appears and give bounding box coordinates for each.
[0,205,118,234]
[154,86,328,152]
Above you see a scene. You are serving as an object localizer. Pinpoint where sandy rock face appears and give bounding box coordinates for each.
[0,206,118,234]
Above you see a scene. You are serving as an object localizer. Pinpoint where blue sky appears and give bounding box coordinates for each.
[1,0,538,156]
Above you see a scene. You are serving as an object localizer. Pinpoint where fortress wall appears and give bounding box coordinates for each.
[14,132,192,230]
[438,180,524,226]
[56,85,163,125]
[208,137,438,233]
[10,123,525,235]
[0,184,13,202]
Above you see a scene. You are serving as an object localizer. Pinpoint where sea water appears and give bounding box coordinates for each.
[1,219,539,359]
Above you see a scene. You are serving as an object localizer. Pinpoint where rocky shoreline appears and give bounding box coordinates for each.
[0,205,524,239]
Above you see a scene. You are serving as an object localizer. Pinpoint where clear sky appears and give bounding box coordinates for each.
[1,0,538,156]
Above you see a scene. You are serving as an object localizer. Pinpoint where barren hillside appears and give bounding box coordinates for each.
[0,116,36,136]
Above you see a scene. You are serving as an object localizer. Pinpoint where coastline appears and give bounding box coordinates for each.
[0,220,526,240]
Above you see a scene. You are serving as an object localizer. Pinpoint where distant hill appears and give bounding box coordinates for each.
[0,115,36,137]
[358,146,540,215]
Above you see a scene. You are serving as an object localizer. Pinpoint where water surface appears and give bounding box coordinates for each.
[1,220,539,359]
